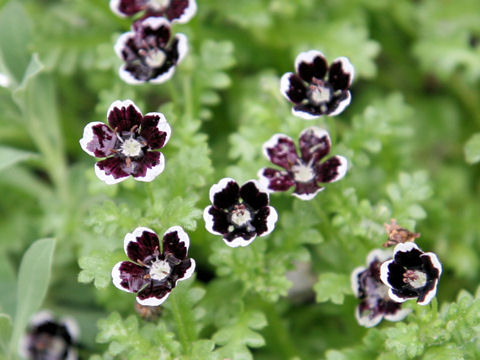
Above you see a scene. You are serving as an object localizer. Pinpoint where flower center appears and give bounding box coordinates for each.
[147,0,170,10]
[291,163,315,183]
[149,260,171,281]
[121,137,143,157]
[308,79,333,106]
[144,49,167,68]
[230,204,252,227]
[403,269,427,289]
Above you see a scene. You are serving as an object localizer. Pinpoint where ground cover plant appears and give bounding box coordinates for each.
[1,0,480,359]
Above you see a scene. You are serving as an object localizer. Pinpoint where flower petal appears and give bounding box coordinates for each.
[162,226,190,259]
[258,168,295,192]
[417,252,442,305]
[350,266,366,298]
[161,0,197,23]
[280,73,307,104]
[110,0,146,17]
[95,157,130,184]
[392,242,424,268]
[328,56,354,90]
[299,126,331,163]
[112,261,149,293]
[383,307,412,322]
[131,151,165,182]
[172,258,196,282]
[107,99,143,132]
[124,226,160,264]
[239,180,269,210]
[315,155,348,183]
[328,91,351,116]
[252,205,278,237]
[204,206,229,235]
[262,133,299,170]
[209,177,240,210]
[292,181,324,200]
[135,16,172,46]
[136,280,173,306]
[294,50,328,82]
[140,112,171,149]
[355,303,383,328]
[79,122,117,158]
[223,234,257,248]
[291,104,325,119]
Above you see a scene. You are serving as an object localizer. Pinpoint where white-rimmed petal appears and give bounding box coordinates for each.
[387,288,410,303]
[418,279,439,306]
[423,252,443,277]
[300,126,330,145]
[393,241,421,255]
[114,31,134,59]
[384,307,412,322]
[328,91,351,116]
[111,262,134,293]
[257,167,272,193]
[379,259,394,289]
[280,72,294,100]
[163,225,190,251]
[108,99,143,119]
[144,111,172,145]
[109,0,127,17]
[136,292,170,306]
[261,133,293,160]
[79,121,114,157]
[350,266,365,298]
[174,0,197,23]
[223,235,257,248]
[149,66,176,84]
[203,206,222,235]
[208,177,237,204]
[366,248,393,265]
[29,310,54,327]
[292,187,324,200]
[66,349,78,360]
[123,226,157,255]
[331,56,355,85]
[355,307,383,328]
[261,205,278,237]
[292,107,322,120]
[61,317,80,342]
[177,258,196,282]
[94,162,128,185]
[0,72,10,87]
[134,152,165,182]
[175,33,188,64]
[119,65,148,85]
[418,252,442,306]
[294,50,326,74]
[327,155,348,183]
[141,16,171,30]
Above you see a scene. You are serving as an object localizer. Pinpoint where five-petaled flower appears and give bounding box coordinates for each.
[351,249,411,328]
[258,127,347,200]
[114,17,187,84]
[80,99,171,184]
[380,242,442,305]
[112,226,196,306]
[110,0,197,24]
[280,50,354,119]
[203,178,278,247]
[19,311,80,360]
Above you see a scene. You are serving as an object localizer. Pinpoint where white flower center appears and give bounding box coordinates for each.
[148,0,170,10]
[403,269,427,289]
[121,138,143,157]
[149,260,171,281]
[230,204,252,227]
[144,49,167,68]
[291,163,315,183]
[309,85,332,105]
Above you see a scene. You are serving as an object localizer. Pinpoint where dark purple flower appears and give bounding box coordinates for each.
[80,99,171,184]
[380,242,442,306]
[19,311,79,360]
[258,127,347,200]
[110,0,197,24]
[114,17,187,84]
[112,226,195,306]
[351,250,411,328]
[280,50,354,119]
[203,178,278,247]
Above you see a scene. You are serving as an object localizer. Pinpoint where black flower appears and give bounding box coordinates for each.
[280,50,354,119]
[112,226,195,306]
[114,17,187,84]
[19,311,79,360]
[80,99,171,184]
[380,242,442,305]
[258,127,347,200]
[203,178,278,247]
[351,250,411,328]
[110,0,197,24]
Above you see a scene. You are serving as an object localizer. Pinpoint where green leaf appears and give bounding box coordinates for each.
[464,133,480,164]
[9,238,55,355]
[78,251,124,288]
[0,146,36,171]
[0,314,12,353]
[314,273,352,305]
[0,1,32,83]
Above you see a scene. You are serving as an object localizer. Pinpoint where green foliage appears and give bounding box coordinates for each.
[464,133,480,164]
[314,273,352,305]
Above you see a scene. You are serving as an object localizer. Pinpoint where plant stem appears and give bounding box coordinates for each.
[169,291,192,355]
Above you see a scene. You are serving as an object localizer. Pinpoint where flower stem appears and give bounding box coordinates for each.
[169,290,194,355]
[327,116,336,145]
